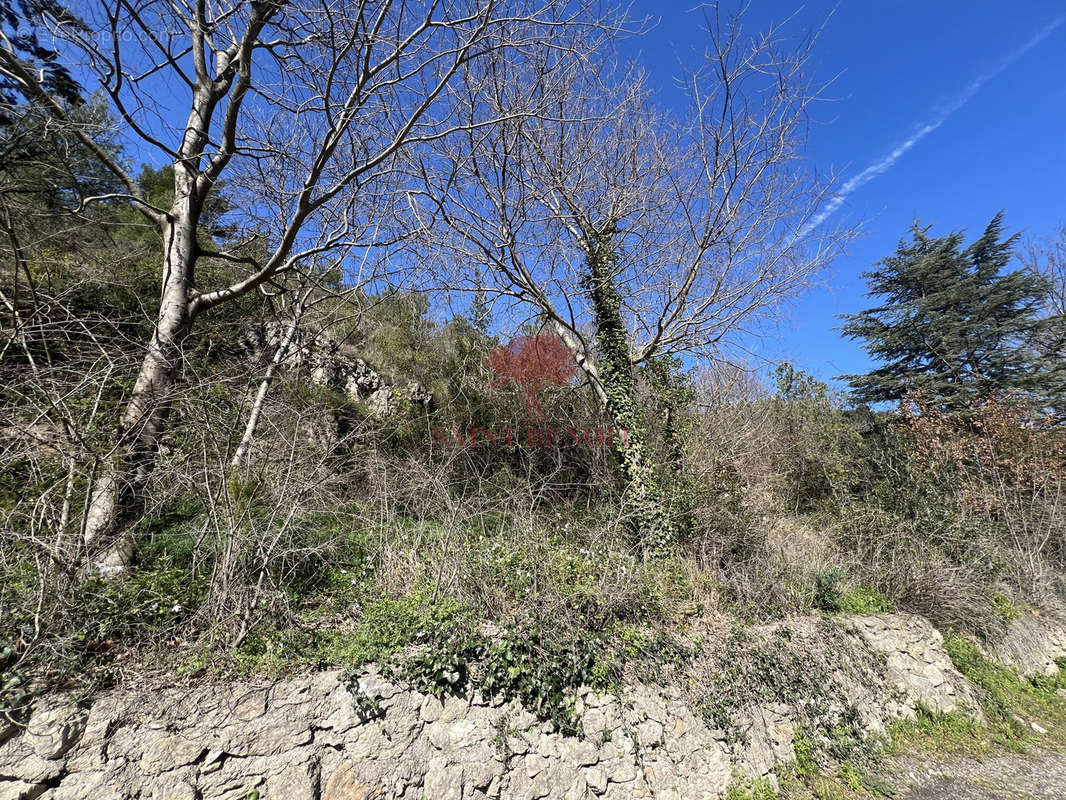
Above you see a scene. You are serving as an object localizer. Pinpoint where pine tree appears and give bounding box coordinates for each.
[1,1,84,124]
[841,213,1066,416]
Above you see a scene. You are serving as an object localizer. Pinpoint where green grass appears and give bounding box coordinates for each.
[886,645,1066,758]
[838,588,895,616]
[943,635,1066,749]
[777,641,1066,800]
[812,567,894,616]
[322,590,466,667]
[886,705,984,757]
[235,586,467,675]
[793,730,817,777]
[726,776,780,800]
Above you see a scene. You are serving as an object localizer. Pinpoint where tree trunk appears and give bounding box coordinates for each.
[584,231,675,554]
[82,223,196,575]
[231,306,303,468]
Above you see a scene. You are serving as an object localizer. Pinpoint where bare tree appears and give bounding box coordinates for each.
[417,5,853,549]
[1023,224,1066,419]
[229,283,313,469]
[1025,224,1066,318]
[1,0,616,573]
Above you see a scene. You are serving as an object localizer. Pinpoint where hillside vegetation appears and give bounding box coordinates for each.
[2,4,1066,790]
[3,224,1064,712]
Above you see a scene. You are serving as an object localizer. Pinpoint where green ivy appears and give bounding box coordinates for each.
[399,631,485,700]
[339,669,386,722]
[584,229,675,554]
[481,628,613,736]
[0,636,30,718]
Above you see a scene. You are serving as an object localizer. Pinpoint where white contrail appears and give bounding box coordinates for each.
[802,14,1065,235]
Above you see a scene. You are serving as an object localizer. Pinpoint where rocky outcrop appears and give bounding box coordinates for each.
[0,674,733,800]
[242,322,432,417]
[848,614,982,718]
[0,613,1044,800]
[993,608,1066,677]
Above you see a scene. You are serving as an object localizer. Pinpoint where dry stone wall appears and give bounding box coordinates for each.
[0,613,1055,800]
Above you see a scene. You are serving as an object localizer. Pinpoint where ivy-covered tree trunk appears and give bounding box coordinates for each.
[584,231,674,553]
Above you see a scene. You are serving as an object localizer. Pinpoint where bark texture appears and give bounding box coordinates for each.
[82,223,197,573]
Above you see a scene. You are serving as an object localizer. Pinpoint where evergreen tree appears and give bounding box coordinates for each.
[2,96,126,221]
[1,1,84,124]
[841,213,1066,416]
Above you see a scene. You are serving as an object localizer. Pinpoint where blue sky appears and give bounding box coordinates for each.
[62,1,1063,390]
[625,0,1066,387]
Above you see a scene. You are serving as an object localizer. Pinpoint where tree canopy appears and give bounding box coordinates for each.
[841,213,1066,416]
[0,0,84,124]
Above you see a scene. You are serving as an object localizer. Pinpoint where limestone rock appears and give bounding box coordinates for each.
[2,613,1058,799]
[240,321,433,420]
[994,609,1066,677]
[848,613,982,717]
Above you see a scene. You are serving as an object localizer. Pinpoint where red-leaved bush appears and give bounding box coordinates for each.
[485,333,579,419]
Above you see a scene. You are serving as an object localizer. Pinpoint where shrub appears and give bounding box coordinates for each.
[812,566,848,613]
[770,364,864,512]
[812,570,895,616]
[792,729,817,777]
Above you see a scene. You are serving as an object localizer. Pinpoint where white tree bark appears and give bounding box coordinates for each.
[230,291,310,468]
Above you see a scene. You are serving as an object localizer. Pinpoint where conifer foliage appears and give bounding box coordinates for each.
[0,1,84,123]
[841,213,1066,416]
